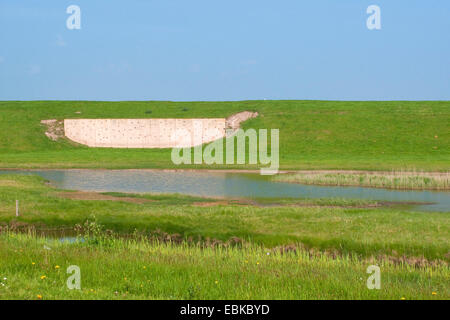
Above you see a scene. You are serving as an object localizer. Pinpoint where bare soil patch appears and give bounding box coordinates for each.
[225,111,258,130]
[58,191,152,204]
[192,201,231,207]
[40,119,64,141]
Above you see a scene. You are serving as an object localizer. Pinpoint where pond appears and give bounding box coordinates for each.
[1,169,449,212]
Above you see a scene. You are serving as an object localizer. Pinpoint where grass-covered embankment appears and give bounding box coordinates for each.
[273,172,450,190]
[0,100,448,170]
[1,175,449,261]
[0,232,447,300]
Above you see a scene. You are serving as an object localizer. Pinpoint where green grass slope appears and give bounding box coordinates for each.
[0,100,448,170]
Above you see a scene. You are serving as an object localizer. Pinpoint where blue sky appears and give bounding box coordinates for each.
[0,0,449,101]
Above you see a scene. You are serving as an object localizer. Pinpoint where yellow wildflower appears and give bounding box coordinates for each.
[40,275,46,280]
[37,294,42,300]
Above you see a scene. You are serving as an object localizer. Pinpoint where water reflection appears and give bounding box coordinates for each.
[1,169,449,212]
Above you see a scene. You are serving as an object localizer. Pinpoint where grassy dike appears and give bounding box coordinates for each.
[0,232,448,300]
[0,100,449,171]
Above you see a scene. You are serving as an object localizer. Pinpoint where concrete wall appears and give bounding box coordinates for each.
[64,119,226,148]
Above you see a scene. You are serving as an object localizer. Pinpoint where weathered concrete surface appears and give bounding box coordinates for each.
[41,111,257,148]
[64,118,226,148]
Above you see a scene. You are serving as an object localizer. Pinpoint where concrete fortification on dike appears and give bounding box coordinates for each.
[43,111,258,148]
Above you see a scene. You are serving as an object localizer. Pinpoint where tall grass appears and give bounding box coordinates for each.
[273,171,450,190]
[0,231,448,300]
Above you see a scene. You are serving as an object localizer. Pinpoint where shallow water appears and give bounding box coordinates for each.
[59,237,85,243]
[1,169,449,212]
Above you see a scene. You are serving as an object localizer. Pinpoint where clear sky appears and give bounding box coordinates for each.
[0,0,449,101]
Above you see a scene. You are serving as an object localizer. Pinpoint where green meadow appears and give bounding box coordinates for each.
[0,100,448,170]
[0,232,447,300]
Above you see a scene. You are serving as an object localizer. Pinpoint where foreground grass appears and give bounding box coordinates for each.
[0,100,449,170]
[273,172,450,190]
[1,175,449,261]
[0,233,448,300]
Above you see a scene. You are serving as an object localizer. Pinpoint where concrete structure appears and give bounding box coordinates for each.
[40,111,258,148]
[64,118,227,148]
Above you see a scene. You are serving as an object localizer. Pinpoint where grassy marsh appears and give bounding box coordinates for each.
[0,174,448,300]
[0,174,449,261]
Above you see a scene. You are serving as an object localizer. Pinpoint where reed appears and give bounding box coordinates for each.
[273,171,450,190]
